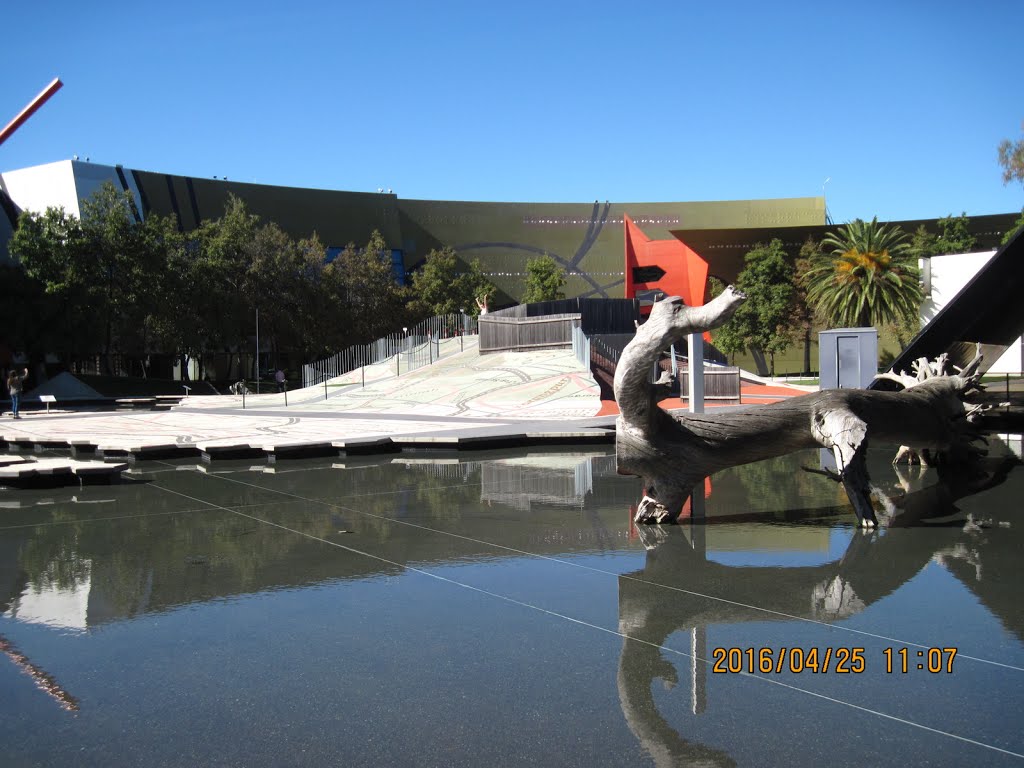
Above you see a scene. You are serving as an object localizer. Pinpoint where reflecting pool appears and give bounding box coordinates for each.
[2,438,1023,766]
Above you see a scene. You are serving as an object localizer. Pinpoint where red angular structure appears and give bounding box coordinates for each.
[623,214,709,312]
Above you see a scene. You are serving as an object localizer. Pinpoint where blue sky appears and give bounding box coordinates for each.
[2,0,1022,224]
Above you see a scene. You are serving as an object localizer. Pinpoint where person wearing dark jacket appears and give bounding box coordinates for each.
[7,368,28,419]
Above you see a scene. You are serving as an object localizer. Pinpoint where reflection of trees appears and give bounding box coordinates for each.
[617,458,1022,765]
[4,451,633,628]
[710,450,847,521]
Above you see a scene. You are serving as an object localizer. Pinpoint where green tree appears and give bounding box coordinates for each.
[0,262,59,370]
[9,184,185,377]
[8,205,95,368]
[711,239,796,377]
[1002,208,1024,245]
[998,120,1024,187]
[908,213,976,258]
[192,195,263,377]
[329,230,408,344]
[279,234,338,359]
[408,246,494,319]
[998,121,1024,246]
[78,183,175,374]
[805,217,922,329]
[521,254,566,303]
[793,237,820,375]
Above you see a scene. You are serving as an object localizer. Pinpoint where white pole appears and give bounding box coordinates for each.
[255,308,260,394]
[688,332,704,414]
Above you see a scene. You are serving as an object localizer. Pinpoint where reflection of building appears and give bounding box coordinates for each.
[479,454,615,511]
[3,564,91,631]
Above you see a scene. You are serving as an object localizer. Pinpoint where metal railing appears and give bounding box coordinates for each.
[302,313,478,388]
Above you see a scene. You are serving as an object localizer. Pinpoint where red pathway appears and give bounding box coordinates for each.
[596,382,807,417]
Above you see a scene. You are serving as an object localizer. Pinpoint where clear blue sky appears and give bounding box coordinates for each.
[3,0,1022,224]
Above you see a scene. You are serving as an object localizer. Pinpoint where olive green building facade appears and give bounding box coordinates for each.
[1,160,826,307]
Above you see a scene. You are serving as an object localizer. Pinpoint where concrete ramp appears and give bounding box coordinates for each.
[179,344,604,420]
[308,345,603,419]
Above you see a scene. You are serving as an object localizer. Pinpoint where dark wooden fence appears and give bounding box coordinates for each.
[490,298,640,334]
[678,366,742,401]
[479,313,581,353]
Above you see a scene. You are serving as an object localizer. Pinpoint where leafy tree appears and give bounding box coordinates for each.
[792,238,820,375]
[329,230,408,344]
[998,120,1024,187]
[408,246,494,320]
[907,212,976,258]
[192,195,263,376]
[1002,208,1024,245]
[9,184,185,376]
[521,254,566,303]
[465,259,496,314]
[147,221,200,373]
[78,183,176,373]
[805,217,922,329]
[0,262,59,371]
[8,205,96,367]
[711,239,796,377]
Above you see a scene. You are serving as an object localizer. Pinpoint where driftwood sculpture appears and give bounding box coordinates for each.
[614,288,989,527]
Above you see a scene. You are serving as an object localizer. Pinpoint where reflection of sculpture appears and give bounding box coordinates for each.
[614,288,989,526]
[616,466,1021,765]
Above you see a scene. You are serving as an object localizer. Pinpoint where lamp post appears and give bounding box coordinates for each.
[255,308,260,394]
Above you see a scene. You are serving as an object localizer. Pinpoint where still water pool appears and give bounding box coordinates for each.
[2,439,1023,766]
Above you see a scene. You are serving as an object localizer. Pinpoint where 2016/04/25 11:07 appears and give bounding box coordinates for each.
[709,647,958,674]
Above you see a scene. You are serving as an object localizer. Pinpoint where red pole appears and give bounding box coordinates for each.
[0,78,63,147]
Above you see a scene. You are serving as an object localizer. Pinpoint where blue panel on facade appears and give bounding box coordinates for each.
[391,250,405,285]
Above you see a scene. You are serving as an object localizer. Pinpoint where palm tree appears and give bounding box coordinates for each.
[803,217,923,328]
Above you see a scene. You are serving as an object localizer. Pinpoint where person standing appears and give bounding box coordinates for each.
[274,369,286,393]
[7,368,28,419]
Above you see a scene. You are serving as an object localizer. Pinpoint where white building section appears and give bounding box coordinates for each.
[0,159,144,222]
[0,159,81,217]
[921,251,1022,374]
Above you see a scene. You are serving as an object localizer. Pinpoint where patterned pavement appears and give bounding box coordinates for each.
[1,340,810,457]
[1,342,605,455]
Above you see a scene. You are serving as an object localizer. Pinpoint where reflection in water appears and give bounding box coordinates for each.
[0,443,1021,764]
[0,450,632,632]
[5,560,92,631]
[615,442,1023,765]
[0,635,79,711]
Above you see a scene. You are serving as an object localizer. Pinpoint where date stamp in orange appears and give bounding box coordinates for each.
[710,647,958,674]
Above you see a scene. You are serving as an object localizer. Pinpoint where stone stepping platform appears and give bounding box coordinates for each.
[0,455,129,487]
[2,416,616,466]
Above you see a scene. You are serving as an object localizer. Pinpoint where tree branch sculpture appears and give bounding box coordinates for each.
[614,288,988,527]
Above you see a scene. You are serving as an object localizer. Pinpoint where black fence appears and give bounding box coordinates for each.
[490,298,640,335]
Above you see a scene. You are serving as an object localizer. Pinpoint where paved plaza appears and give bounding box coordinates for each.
[1,340,808,461]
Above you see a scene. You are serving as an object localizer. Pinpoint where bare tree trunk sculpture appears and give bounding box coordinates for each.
[614,288,987,527]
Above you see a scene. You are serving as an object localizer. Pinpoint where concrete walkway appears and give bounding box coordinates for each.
[0,341,810,461]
